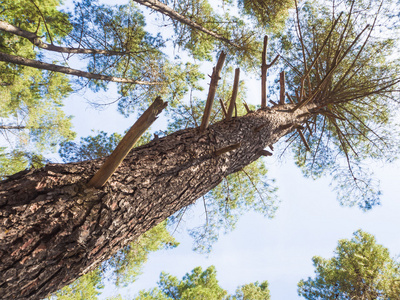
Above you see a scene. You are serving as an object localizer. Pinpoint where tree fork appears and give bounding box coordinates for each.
[0,103,315,300]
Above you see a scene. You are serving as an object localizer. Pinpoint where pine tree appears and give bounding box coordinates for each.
[1,0,400,299]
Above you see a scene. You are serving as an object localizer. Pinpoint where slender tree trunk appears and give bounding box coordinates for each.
[0,104,314,299]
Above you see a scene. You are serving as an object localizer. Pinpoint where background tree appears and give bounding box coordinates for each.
[271,0,400,209]
[131,265,270,300]
[298,230,400,299]
[0,0,75,176]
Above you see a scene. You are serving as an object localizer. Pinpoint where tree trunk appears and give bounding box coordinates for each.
[0,104,313,299]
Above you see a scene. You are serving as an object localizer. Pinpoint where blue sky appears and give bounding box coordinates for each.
[55,0,400,298]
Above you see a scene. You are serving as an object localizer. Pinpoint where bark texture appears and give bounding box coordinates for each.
[0,104,313,299]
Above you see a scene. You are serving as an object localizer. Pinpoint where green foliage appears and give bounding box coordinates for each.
[117,61,205,117]
[0,0,75,177]
[237,0,294,33]
[158,266,227,300]
[0,147,47,179]
[66,0,205,117]
[103,220,179,288]
[68,0,164,95]
[59,131,124,162]
[273,0,400,209]
[49,269,104,300]
[133,266,270,300]
[162,0,263,71]
[0,0,71,46]
[298,230,400,299]
[232,281,270,300]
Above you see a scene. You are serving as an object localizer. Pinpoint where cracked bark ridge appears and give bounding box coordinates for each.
[0,104,314,299]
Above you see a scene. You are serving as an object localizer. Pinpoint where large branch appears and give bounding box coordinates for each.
[133,0,241,48]
[0,103,315,299]
[0,21,128,56]
[0,52,161,85]
[0,125,26,130]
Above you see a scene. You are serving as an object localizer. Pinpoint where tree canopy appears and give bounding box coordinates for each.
[298,230,400,299]
[131,265,270,300]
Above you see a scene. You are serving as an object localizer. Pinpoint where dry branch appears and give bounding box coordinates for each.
[243,102,251,113]
[200,51,226,131]
[286,93,295,104]
[88,97,167,188]
[269,100,278,106]
[227,68,240,121]
[261,36,268,108]
[280,71,286,105]
[297,129,311,151]
[214,142,241,156]
[261,36,280,108]
[259,149,273,156]
[219,99,227,118]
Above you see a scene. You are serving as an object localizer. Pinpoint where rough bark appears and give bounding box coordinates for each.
[0,104,314,299]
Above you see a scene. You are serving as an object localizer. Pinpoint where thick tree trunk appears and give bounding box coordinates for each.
[0,104,313,299]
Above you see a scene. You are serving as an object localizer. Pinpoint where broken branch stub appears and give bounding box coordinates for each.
[219,98,228,118]
[261,35,268,108]
[88,97,168,188]
[243,102,251,113]
[297,128,311,151]
[214,142,241,156]
[259,149,273,157]
[227,68,240,121]
[280,71,286,105]
[200,51,227,132]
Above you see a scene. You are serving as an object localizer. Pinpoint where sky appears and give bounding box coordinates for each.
[54,0,400,298]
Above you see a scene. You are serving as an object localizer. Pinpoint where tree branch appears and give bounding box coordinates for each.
[133,0,240,48]
[88,97,168,188]
[200,51,226,131]
[0,52,162,85]
[0,21,131,56]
